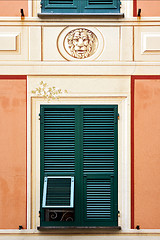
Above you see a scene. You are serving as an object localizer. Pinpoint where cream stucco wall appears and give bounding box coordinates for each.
[28,76,130,231]
[0,19,160,75]
[0,11,160,239]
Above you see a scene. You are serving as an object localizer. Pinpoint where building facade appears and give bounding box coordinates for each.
[0,0,160,239]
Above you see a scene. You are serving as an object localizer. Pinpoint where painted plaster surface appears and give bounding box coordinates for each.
[0,79,26,229]
[137,1,160,17]
[29,76,130,230]
[0,1,28,16]
[134,79,160,228]
[0,234,160,239]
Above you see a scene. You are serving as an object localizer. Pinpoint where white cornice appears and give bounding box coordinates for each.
[1,17,160,26]
[0,61,160,75]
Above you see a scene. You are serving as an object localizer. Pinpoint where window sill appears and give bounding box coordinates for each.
[37,13,124,19]
[37,226,121,233]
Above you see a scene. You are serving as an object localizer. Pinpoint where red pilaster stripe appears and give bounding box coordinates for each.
[0,75,27,80]
[131,76,135,229]
[133,0,137,17]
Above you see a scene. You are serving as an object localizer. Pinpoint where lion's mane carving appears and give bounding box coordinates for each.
[64,28,98,59]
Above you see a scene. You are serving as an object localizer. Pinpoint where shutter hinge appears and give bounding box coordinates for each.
[115,113,119,124]
[39,211,41,217]
[39,113,41,120]
[119,0,121,8]
[40,2,42,8]
[118,210,120,217]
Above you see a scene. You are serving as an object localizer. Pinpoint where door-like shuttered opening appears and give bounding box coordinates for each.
[40,105,118,227]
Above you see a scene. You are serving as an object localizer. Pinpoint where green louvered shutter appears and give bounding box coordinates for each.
[41,0,120,13]
[81,0,120,13]
[41,106,75,175]
[42,0,79,13]
[84,175,114,221]
[40,106,76,225]
[40,105,118,227]
[82,106,118,226]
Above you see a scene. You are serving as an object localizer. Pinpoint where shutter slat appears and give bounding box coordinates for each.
[43,0,78,14]
[88,0,113,5]
[82,0,119,14]
[49,0,73,4]
[86,178,112,220]
[47,178,71,206]
[83,107,116,222]
[43,108,75,174]
[83,108,115,174]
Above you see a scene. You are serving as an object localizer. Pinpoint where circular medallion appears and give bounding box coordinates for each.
[57,27,104,61]
[64,28,98,59]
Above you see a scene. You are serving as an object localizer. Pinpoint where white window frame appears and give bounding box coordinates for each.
[42,176,74,208]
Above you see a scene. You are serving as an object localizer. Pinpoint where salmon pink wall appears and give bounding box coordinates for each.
[0,78,27,229]
[134,79,160,229]
[134,0,160,17]
[0,1,28,17]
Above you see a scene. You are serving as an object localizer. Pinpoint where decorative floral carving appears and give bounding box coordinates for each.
[31,81,67,100]
[64,28,98,59]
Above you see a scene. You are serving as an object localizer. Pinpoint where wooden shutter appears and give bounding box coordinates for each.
[84,175,114,221]
[41,107,75,175]
[81,0,120,13]
[41,0,120,13]
[40,105,118,227]
[42,0,79,13]
[82,106,118,226]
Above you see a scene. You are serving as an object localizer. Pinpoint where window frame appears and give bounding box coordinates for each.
[42,176,75,208]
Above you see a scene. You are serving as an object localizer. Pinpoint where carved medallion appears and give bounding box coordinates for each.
[64,28,98,59]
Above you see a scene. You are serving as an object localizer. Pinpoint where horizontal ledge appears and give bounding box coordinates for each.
[37,226,121,233]
[37,13,124,18]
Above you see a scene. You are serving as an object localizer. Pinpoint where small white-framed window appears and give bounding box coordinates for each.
[42,176,74,208]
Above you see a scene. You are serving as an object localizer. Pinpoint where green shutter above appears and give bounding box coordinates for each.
[82,0,120,13]
[49,0,73,4]
[42,0,79,13]
[41,0,120,13]
[89,0,113,4]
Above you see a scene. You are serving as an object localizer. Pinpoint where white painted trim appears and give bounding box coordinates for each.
[1,229,160,234]
[1,64,160,76]
[121,0,133,18]
[0,61,160,66]
[27,76,31,229]
[28,28,31,62]
[141,32,160,55]
[121,97,131,230]
[28,0,33,17]
[31,95,130,230]
[1,18,160,25]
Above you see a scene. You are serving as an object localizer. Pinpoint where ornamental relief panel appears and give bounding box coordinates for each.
[64,28,98,59]
[57,27,104,61]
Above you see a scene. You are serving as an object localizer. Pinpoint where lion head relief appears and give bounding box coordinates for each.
[64,28,98,59]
